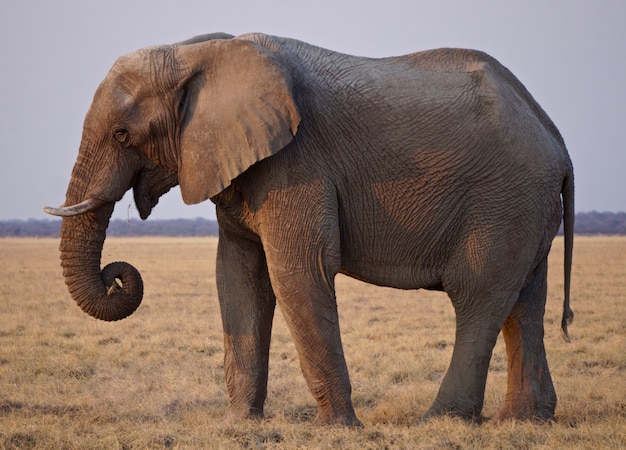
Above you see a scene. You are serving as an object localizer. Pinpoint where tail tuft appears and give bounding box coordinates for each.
[561,305,574,342]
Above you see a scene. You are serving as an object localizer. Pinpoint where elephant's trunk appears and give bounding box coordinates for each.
[51,164,143,321]
[59,212,143,321]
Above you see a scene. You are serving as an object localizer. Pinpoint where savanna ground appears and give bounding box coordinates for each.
[0,236,624,449]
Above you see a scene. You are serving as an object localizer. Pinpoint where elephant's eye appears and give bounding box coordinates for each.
[114,129,130,146]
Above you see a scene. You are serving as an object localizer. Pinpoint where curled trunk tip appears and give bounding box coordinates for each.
[72,261,144,322]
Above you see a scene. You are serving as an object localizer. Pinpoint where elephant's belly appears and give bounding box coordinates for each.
[339,257,443,291]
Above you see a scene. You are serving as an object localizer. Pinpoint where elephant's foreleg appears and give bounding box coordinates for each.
[496,259,556,421]
[260,208,361,425]
[274,275,360,426]
[217,229,276,420]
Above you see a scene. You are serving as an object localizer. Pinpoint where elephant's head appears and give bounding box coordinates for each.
[44,33,300,321]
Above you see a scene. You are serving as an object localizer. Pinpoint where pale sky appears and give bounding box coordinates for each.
[1,0,624,221]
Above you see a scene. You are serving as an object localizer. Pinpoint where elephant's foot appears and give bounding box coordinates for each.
[225,405,265,423]
[314,409,363,427]
[493,394,556,422]
[422,392,484,422]
[312,393,363,427]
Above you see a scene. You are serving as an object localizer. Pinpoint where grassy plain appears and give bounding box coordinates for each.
[0,236,624,449]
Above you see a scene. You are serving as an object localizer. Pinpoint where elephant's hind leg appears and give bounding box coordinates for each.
[424,230,528,421]
[423,289,518,421]
[495,259,557,421]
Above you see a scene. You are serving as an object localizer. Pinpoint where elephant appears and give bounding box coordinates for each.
[44,32,574,425]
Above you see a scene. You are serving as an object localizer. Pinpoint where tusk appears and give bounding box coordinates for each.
[43,198,106,217]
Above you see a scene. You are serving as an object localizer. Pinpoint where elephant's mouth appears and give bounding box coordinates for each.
[44,198,107,217]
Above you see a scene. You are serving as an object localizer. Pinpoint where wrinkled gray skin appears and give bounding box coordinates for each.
[45,32,574,425]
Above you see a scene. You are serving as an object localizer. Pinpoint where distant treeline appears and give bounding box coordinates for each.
[570,211,626,235]
[0,218,219,237]
[1,212,626,237]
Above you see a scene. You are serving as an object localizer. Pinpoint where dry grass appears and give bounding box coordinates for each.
[1,236,624,449]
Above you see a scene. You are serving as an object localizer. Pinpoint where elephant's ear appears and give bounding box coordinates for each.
[176,39,301,204]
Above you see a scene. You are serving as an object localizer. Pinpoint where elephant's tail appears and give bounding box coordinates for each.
[561,168,575,342]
